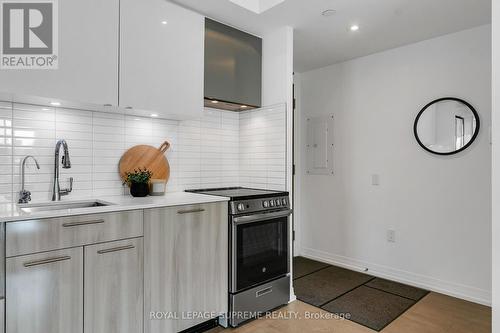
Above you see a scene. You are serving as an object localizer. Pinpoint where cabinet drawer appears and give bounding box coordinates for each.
[6,210,143,257]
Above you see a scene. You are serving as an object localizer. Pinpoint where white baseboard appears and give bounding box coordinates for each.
[300,246,491,306]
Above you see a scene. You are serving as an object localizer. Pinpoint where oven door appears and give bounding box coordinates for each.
[231,209,291,293]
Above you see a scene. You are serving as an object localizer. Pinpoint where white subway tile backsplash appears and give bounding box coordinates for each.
[239,104,287,191]
[92,112,125,198]
[0,102,286,202]
[0,102,12,203]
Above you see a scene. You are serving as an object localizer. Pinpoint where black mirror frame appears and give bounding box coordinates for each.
[413,97,480,156]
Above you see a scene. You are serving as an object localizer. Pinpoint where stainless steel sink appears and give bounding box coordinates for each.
[18,200,114,213]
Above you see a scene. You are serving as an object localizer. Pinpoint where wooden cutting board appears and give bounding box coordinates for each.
[119,141,170,182]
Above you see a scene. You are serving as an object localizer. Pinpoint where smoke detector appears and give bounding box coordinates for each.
[321,9,336,17]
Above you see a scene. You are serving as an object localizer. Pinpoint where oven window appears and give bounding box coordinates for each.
[236,217,288,291]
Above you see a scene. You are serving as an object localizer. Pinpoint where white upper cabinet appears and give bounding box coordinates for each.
[120,0,204,119]
[0,0,119,106]
[0,0,204,119]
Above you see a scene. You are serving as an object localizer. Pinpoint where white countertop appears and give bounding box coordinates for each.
[0,192,229,222]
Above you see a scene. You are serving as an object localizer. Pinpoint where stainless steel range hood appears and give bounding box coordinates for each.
[204,18,262,111]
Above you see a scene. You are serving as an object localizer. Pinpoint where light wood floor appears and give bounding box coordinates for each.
[210,292,491,333]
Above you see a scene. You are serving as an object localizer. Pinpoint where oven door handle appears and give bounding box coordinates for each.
[233,209,292,225]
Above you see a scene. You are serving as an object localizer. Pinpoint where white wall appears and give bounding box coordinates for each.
[262,26,294,193]
[296,25,492,305]
[0,102,286,203]
[262,26,294,107]
[240,104,287,190]
[492,0,500,329]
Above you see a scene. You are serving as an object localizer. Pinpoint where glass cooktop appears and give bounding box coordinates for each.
[186,187,288,200]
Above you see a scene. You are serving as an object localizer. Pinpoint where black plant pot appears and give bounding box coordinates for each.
[130,182,149,197]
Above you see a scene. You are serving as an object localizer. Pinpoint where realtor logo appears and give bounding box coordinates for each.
[0,0,58,69]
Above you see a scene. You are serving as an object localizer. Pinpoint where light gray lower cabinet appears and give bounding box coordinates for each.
[0,298,4,333]
[84,238,143,333]
[5,210,144,333]
[6,210,143,257]
[6,247,84,333]
[144,202,228,333]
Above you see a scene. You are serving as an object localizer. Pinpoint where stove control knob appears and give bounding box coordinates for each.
[237,203,245,211]
[282,198,287,206]
[270,200,275,207]
[262,200,269,208]
[275,199,281,206]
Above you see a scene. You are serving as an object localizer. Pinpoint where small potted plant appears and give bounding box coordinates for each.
[124,168,153,197]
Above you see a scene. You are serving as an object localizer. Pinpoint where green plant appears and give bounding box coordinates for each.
[123,168,153,185]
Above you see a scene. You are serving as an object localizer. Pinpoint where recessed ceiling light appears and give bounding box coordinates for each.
[321,9,336,17]
[50,101,61,106]
[161,20,168,25]
[211,100,219,104]
[240,105,248,108]
[151,113,159,118]
[42,108,50,111]
[350,25,360,32]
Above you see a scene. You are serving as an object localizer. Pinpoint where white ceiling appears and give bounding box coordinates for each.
[171,0,491,73]
[228,0,286,14]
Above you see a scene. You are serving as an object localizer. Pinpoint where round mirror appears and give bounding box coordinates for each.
[414,98,480,155]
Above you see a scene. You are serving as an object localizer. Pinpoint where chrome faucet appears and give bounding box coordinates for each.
[18,156,40,204]
[52,139,73,201]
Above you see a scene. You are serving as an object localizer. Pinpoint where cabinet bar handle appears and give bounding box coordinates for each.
[97,245,135,255]
[256,286,273,298]
[24,256,71,267]
[62,219,105,227]
[177,208,205,215]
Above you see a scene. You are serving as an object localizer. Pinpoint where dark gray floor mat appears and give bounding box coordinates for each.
[321,286,416,331]
[293,256,330,280]
[364,278,429,301]
[294,266,373,307]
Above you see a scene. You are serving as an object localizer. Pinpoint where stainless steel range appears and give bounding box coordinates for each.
[186,187,291,327]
